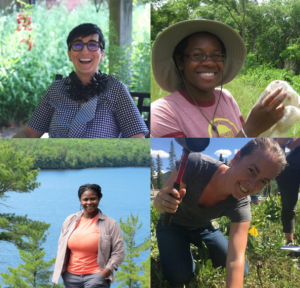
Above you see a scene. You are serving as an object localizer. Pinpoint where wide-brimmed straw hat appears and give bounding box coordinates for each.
[152,19,246,93]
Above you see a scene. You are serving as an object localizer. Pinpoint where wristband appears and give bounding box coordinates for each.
[241,128,247,138]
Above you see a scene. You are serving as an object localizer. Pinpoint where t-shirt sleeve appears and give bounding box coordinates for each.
[225,196,251,223]
[176,153,251,223]
[114,83,149,138]
[151,99,187,138]
[27,85,55,133]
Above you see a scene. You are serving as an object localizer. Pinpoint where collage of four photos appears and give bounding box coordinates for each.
[1,0,300,287]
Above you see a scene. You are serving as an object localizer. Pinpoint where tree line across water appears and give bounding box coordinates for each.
[3,139,151,169]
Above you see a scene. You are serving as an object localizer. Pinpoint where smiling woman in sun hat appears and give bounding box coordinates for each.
[151,19,286,138]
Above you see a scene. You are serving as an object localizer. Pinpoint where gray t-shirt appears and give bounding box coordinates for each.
[163,153,251,228]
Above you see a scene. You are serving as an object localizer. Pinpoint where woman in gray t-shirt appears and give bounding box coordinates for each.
[154,138,287,287]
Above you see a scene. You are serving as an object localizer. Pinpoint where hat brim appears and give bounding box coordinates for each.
[152,19,246,93]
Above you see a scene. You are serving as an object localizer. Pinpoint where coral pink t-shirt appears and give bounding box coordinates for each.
[67,215,101,275]
[151,89,243,138]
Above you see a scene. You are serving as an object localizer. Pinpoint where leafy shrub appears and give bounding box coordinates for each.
[0,2,150,125]
[240,52,260,74]
[224,67,300,137]
[239,65,300,94]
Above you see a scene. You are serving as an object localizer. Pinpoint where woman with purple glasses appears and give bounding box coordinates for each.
[13,23,148,138]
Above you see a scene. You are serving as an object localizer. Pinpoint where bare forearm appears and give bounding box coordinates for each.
[13,129,30,138]
[129,133,144,138]
[288,138,300,149]
[273,138,300,149]
[235,121,258,138]
[226,259,245,288]
[12,125,43,138]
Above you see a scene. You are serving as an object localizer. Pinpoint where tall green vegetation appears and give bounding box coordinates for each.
[166,140,176,171]
[0,141,41,248]
[152,0,300,72]
[262,179,279,197]
[2,139,150,169]
[150,156,156,188]
[115,213,150,288]
[224,75,300,137]
[139,256,150,288]
[0,214,44,252]
[0,221,63,288]
[218,153,224,162]
[0,1,150,125]
[0,142,58,286]
[155,155,164,189]
[151,199,300,287]
[0,142,40,199]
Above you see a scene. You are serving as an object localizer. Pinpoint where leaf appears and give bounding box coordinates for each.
[205,259,213,269]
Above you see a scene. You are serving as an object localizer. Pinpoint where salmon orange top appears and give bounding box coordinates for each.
[67,215,101,275]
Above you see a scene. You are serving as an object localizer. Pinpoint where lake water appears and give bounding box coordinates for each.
[0,167,150,287]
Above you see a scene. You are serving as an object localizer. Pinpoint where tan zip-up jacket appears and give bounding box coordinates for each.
[52,209,125,284]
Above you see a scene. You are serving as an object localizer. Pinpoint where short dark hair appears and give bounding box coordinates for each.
[173,32,226,67]
[67,23,105,51]
[78,184,103,200]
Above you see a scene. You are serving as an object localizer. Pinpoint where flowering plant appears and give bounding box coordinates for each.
[15,0,35,50]
[20,35,35,51]
[16,13,32,31]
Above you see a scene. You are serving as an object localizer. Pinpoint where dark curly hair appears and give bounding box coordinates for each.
[67,23,105,51]
[78,184,103,200]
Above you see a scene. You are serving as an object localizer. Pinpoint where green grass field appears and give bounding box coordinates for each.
[151,71,300,138]
[151,197,300,287]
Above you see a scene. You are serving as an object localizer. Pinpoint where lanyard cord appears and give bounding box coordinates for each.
[178,68,223,138]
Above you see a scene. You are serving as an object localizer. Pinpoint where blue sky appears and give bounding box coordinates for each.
[151,138,254,172]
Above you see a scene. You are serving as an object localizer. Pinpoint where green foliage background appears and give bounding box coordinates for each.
[151,0,300,68]
[0,141,40,198]
[115,213,150,288]
[0,141,59,287]
[2,139,150,169]
[0,1,150,125]
[0,220,63,288]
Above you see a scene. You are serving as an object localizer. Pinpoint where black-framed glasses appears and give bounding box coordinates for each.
[184,52,226,62]
[70,41,103,52]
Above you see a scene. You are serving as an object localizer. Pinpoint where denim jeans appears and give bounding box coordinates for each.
[276,148,300,233]
[156,220,249,286]
[62,271,111,288]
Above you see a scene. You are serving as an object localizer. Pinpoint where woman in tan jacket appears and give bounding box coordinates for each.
[52,184,124,288]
